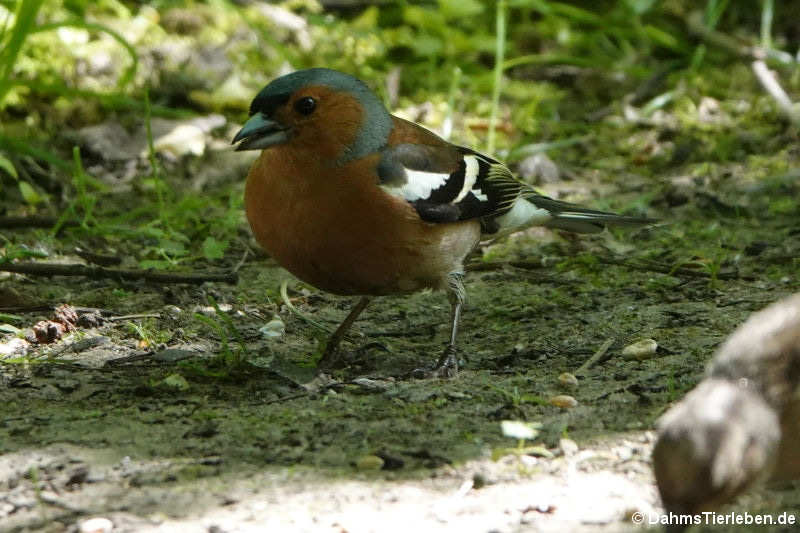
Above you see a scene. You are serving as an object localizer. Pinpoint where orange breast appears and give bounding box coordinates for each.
[245,148,480,296]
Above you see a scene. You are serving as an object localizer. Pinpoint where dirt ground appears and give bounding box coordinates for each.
[3,156,800,532]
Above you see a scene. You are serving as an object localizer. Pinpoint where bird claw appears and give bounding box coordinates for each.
[410,345,459,379]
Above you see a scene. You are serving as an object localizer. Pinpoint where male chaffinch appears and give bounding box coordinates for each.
[233,67,651,377]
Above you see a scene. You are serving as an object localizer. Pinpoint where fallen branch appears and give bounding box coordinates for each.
[0,216,79,229]
[687,10,795,66]
[107,313,161,322]
[469,257,748,280]
[466,260,545,272]
[596,257,749,280]
[752,60,800,126]
[0,305,111,314]
[0,262,238,284]
[576,338,615,375]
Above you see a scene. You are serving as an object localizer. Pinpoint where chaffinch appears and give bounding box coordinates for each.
[233,67,651,377]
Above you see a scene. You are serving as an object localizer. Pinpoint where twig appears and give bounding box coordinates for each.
[233,248,250,273]
[0,216,79,229]
[466,260,544,272]
[468,257,746,281]
[0,305,54,313]
[105,352,154,366]
[751,60,800,125]
[595,257,749,280]
[686,10,795,66]
[576,338,615,375]
[74,248,122,267]
[261,390,310,405]
[587,66,673,122]
[107,313,161,322]
[0,305,112,314]
[0,262,238,284]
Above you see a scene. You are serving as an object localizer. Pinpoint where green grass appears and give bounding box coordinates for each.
[0,0,795,278]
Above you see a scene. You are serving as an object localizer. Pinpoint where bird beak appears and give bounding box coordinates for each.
[232,112,289,151]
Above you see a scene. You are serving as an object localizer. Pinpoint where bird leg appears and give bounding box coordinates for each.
[317,296,371,369]
[414,271,465,378]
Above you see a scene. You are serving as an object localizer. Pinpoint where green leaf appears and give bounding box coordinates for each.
[159,239,187,256]
[159,373,190,391]
[438,0,484,19]
[0,153,17,179]
[410,34,444,57]
[138,259,173,270]
[18,180,43,205]
[202,236,228,261]
[0,313,24,323]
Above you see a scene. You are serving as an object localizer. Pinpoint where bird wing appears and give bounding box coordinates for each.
[377,139,654,236]
[377,143,522,231]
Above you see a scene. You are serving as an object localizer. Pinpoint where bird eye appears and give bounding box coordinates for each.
[294,96,316,115]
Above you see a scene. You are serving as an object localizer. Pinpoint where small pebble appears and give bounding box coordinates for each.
[549,395,578,409]
[622,338,658,360]
[79,517,113,533]
[356,455,384,470]
[616,446,634,461]
[351,377,390,392]
[162,305,182,316]
[558,372,578,387]
[559,438,579,456]
[259,316,285,338]
[195,304,233,316]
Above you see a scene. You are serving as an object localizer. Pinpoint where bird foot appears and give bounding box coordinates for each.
[411,345,459,379]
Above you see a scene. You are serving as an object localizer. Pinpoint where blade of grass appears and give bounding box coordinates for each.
[526,0,603,25]
[0,133,71,170]
[144,88,166,225]
[0,0,45,105]
[442,65,461,140]
[488,0,506,155]
[704,0,730,29]
[760,0,774,50]
[503,53,596,70]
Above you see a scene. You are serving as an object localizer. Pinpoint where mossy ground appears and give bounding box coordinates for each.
[3,137,800,530]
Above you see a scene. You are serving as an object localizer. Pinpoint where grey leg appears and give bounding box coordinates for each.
[318,296,371,368]
[414,271,466,378]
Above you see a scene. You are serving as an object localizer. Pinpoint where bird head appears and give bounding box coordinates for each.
[233,68,392,163]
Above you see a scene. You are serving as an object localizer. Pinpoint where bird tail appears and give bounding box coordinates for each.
[525,193,655,234]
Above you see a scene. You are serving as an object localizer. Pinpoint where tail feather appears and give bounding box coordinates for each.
[527,194,655,234]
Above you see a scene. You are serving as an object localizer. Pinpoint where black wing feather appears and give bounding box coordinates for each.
[377,143,521,230]
[377,143,654,235]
